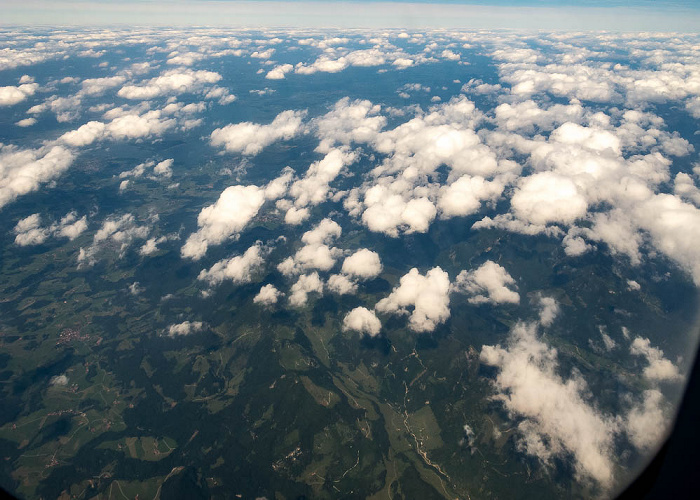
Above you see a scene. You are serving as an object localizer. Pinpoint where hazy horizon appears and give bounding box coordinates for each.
[3,0,700,31]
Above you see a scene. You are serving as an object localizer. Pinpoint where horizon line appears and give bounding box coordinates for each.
[2,1,700,32]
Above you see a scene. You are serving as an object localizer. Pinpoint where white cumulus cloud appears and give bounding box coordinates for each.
[376,267,451,332]
[343,307,382,337]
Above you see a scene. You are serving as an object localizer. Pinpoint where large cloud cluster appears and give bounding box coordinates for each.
[481,318,682,488]
[481,322,619,487]
[328,96,517,237]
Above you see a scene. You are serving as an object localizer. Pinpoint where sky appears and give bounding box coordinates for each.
[2,0,699,31]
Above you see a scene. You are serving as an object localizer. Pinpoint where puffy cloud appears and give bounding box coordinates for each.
[265,63,294,80]
[624,389,668,452]
[287,148,356,209]
[264,167,294,200]
[361,187,436,237]
[302,217,343,245]
[461,79,503,95]
[197,243,266,286]
[204,86,236,105]
[210,110,306,156]
[440,49,460,61]
[511,172,588,226]
[0,82,38,106]
[392,58,414,69]
[284,206,309,225]
[289,272,324,307]
[152,158,174,178]
[494,100,585,134]
[167,321,204,337]
[105,110,177,140]
[117,157,175,182]
[599,329,617,351]
[585,210,643,265]
[13,214,49,246]
[327,274,358,295]
[254,284,282,306]
[28,94,82,122]
[49,374,69,386]
[138,233,179,256]
[674,172,700,207]
[80,76,126,96]
[437,175,504,218]
[686,96,700,119]
[454,261,519,305]
[15,117,37,127]
[296,56,349,75]
[0,47,58,72]
[562,230,593,257]
[630,336,681,383]
[139,237,157,255]
[550,122,621,155]
[472,213,561,237]
[314,98,386,152]
[343,307,382,337]
[537,296,560,327]
[481,322,618,487]
[376,267,451,333]
[118,68,222,100]
[93,214,148,243]
[79,213,150,266]
[0,145,75,210]
[341,249,382,279]
[128,281,144,295]
[277,218,343,276]
[251,48,275,59]
[119,160,152,178]
[372,96,489,176]
[55,211,88,240]
[59,121,106,147]
[332,96,515,238]
[634,194,700,285]
[325,248,383,295]
[499,63,619,103]
[182,185,267,260]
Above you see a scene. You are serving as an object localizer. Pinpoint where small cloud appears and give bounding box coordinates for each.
[15,117,37,127]
[254,284,282,306]
[167,321,204,337]
[50,374,69,386]
[343,307,381,337]
[454,261,519,305]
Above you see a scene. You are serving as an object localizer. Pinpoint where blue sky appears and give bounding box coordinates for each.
[2,0,699,30]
